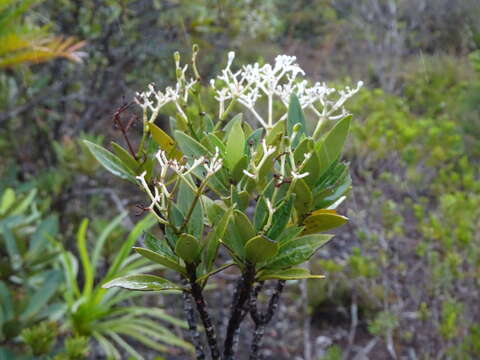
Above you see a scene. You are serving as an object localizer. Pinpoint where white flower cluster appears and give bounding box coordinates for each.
[134,50,362,135]
[211,52,363,132]
[135,148,222,223]
[135,64,196,123]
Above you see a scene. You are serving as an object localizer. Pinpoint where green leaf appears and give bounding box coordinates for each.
[287,94,306,147]
[202,197,226,226]
[174,130,209,159]
[205,133,226,155]
[265,119,285,146]
[258,268,325,281]
[223,113,243,134]
[76,219,93,297]
[245,128,263,156]
[231,189,249,211]
[149,123,182,160]
[257,150,277,188]
[134,247,186,275]
[0,188,15,215]
[111,141,139,172]
[144,232,177,261]
[84,140,136,183]
[178,177,203,238]
[293,179,313,217]
[20,270,62,320]
[265,234,333,269]
[231,155,248,182]
[105,214,156,281]
[302,210,348,234]
[203,207,233,271]
[234,210,255,243]
[293,138,320,186]
[225,118,245,170]
[244,235,278,264]
[11,188,36,215]
[315,115,351,177]
[277,226,305,245]
[175,234,200,263]
[266,196,294,240]
[103,274,183,292]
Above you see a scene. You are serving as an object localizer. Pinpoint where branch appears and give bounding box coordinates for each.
[186,264,220,360]
[223,264,256,360]
[249,280,286,360]
[182,281,206,360]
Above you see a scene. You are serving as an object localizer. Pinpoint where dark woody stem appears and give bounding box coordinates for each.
[249,280,286,360]
[186,264,220,360]
[181,281,206,360]
[224,263,256,360]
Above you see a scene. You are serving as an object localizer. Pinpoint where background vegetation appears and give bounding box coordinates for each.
[1,0,479,359]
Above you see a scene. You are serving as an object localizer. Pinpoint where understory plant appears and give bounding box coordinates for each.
[86,46,362,359]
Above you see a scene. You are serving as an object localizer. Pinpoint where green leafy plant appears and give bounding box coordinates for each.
[57,213,192,359]
[87,47,361,359]
[0,187,63,357]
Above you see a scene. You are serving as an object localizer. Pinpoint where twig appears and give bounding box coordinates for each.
[186,264,220,360]
[224,264,256,360]
[249,280,285,360]
[182,281,206,360]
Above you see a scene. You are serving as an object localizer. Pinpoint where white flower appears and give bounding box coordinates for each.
[210,52,363,131]
[203,147,223,176]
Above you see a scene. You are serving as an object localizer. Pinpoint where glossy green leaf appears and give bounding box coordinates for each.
[175,234,200,263]
[244,235,278,264]
[234,210,256,243]
[111,141,139,172]
[254,196,268,231]
[287,94,306,147]
[231,155,248,182]
[293,138,320,186]
[232,189,249,211]
[265,119,285,146]
[258,268,325,281]
[202,197,226,226]
[315,115,351,177]
[245,128,263,156]
[302,210,348,234]
[225,118,245,170]
[266,196,294,240]
[222,113,243,134]
[103,274,183,292]
[293,178,313,217]
[265,234,333,269]
[84,140,136,183]
[134,247,186,275]
[174,130,209,159]
[203,207,233,271]
[178,177,203,238]
[205,133,226,154]
[144,232,177,261]
[277,226,304,245]
[257,151,277,188]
